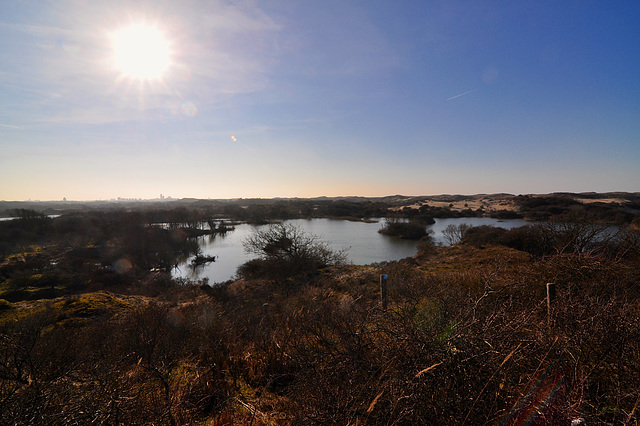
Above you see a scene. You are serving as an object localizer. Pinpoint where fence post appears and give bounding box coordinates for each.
[380,274,388,311]
[546,282,556,324]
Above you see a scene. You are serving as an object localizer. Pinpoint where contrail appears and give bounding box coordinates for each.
[0,123,23,129]
[446,88,479,101]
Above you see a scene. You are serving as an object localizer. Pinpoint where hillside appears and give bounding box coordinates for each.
[1,213,640,423]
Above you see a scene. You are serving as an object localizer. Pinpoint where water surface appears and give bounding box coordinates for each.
[174,217,530,284]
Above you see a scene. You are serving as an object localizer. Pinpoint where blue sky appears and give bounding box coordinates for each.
[1,0,639,201]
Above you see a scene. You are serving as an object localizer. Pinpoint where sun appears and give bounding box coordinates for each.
[110,24,171,80]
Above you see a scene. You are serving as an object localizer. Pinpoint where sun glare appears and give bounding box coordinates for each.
[111,24,171,80]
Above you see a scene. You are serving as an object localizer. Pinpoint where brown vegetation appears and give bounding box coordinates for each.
[1,205,640,424]
[1,232,639,424]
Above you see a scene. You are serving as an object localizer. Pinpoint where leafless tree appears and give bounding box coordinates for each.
[442,223,472,245]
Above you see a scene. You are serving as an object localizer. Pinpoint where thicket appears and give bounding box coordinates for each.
[378,218,433,240]
[1,243,639,424]
[516,195,637,224]
[442,223,473,245]
[0,211,200,302]
[2,208,640,424]
[216,199,389,224]
[459,222,640,260]
[418,203,483,218]
[238,223,347,279]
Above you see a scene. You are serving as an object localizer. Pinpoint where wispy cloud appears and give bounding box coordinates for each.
[0,123,23,129]
[0,1,283,127]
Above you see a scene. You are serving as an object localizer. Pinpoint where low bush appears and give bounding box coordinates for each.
[442,223,473,245]
[379,218,430,240]
[239,223,347,279]
[417,233,437,256]
[460,224,507,247]
[2,251,640,424]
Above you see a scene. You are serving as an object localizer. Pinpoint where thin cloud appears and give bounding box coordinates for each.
[0,1,283,127]
[0,123,23,129]
[0,22,81,38]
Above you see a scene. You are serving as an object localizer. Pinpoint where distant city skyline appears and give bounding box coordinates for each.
[1,1,639,201]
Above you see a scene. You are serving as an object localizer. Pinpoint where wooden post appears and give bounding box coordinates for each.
[380,274,388,310]
[546,282,556,324]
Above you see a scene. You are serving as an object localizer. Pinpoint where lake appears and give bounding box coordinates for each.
[0,214,61,221]
[173,217,531,284]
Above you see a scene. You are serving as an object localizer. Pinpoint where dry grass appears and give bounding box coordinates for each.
[1,244,639,424]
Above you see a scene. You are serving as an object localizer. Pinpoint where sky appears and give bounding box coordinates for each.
[1,0,639,201]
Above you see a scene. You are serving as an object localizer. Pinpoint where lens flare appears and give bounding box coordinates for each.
[498,365,563,425]
[113,257,132,274]
[181,101,198,117]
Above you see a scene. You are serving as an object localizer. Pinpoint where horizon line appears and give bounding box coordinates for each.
[2,190,639,203]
